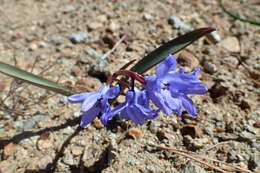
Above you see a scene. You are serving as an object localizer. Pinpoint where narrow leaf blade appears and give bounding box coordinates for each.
[0,62,73,96]
[131,27,216,74]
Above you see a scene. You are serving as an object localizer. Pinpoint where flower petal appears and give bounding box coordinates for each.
[180,95,197,116]
[119,108,128,120]
[111,102,127,115]
[80,106,100,127]
[100,99,110,113]
[100,112,111,125]
[150,90,173,115]
[189,67,200,76]
[163,90,182,115]
[183,83,207,94]
[104,85,120,99]
[81,92,100,112]
[125,106,145,125]
[131,108,145,125]
[167,72,207,94]
[156,55,177,77]
[98,85,110,95]
[135,104,159,120]
[68,92,95,103]
[100,98,126,124]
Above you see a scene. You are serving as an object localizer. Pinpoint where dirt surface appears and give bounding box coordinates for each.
[0,0,259,172]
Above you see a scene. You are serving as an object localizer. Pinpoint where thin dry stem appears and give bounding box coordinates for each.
[151,145,243,173]
[101,35,126,60]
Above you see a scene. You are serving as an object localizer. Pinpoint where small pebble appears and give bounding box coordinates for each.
[143,13,153,21]
[38,41,48,48]
[13,120,35,130]
[177,50,199,70]
[220,36,240,52]
[168,16,192,32]
[205,31,221,44]
[239,131,255,143]
[71,146,83,156]
[63,126,75,135]
[52,35,64,44]
[253,120,260,128]
[84,47,103,60]
[37,139,53,151]
[88,22,103,30]
[180,161,208,173]
[63,5,76,14]
[108,21,120,31]
[3,143,16,158]
[204,62,218,73]
[28,43,38,51]
[66,32,88,44]
[62,153,74,166]
[31,114,46,122]
[223,56,239,67]
[127,127,143,139]
[93,119,104,129]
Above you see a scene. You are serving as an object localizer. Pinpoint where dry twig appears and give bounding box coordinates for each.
[101,35,126,60]
[150,145,253,173]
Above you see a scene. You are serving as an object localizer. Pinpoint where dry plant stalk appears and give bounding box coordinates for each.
[151,145,253,173]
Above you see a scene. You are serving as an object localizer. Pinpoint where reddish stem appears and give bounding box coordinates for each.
[119,59,136,70]
[115,70,146,85]
[114,78,131,88]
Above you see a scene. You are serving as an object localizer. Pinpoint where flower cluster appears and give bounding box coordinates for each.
[68,55,207,127]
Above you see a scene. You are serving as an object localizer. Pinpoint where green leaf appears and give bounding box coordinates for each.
[220,2,260,26]
[131,27,216,74]
[0,62,73,96]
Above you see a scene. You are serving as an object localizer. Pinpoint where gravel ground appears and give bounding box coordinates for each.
[0,0,259,172]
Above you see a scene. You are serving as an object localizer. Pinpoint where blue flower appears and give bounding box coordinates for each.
[144,55,207,116]
[68,85,120,127]
[106,89,159,125]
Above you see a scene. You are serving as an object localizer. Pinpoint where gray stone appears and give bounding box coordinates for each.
[13,120,24,129]
[183,135,209,149]
[245,125,256,134]
[52,35,64,44]
[38,155,53,169]
[31,114,46,122]
[168,16,192,32]
[120,2,128,8]
[84,47,103,60]
[220,37,240,52]
[205,31,221,44]
[67,32,88,44]
[38,41,49,48]
[204,62,218,73]
[63,5,76,14]
[179,161,207,173]
[223,56,239,67]
[28,43,38,51]
[13,120,35,130]
[84,47,108,71]
[248,153,260,171]
[251,142,260,150]
[143,13,154,21]
[62,153,74,166]
[23,120,36,129]
[63,126,74,135]
[202,47,214,55]
[239,131,255,143]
